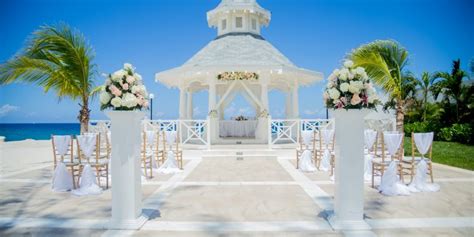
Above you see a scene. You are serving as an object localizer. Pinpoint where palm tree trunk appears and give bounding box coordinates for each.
[78,99,90,134]
[396,100,405,133]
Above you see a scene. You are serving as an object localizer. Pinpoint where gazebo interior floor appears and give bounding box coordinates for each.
[0,140,473,236]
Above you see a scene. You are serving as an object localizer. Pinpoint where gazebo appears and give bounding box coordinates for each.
[155,0,323,144]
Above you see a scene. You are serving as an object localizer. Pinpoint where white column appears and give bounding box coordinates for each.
[209,80,217,112]
[179,88,186,119]
[329,109,371,230]
[292,85,299,118]
[186,91,193,119]
[107,111,147,229]
[261,82,269,112]
[285,91,292,119]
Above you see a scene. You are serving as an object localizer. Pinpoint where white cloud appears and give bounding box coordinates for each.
[193,107,202,116]
[0,104,19,117]
[303,109,319,116]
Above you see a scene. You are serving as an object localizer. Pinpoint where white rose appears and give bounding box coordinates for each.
[340,82,350,92]
[124,63,133,71]
[348,71,355,80]
[100,91,112,105]
[112,69,126,82]
[339,68,349,81]
[368,94,378,104]
[111,97,122,108]
[134,73,142,81]
[326,81,334,88]
[344,60,354,68]
[328,88,341,100]
[122,93,138,108]
[354,66,365,75]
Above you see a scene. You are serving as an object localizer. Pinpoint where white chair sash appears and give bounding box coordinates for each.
[165,131,177,145]
[71,164,102,196]
[52,163,73,192]
[146,131,156,148]
[321,129,334,149]
[298,150,316,172]
[157,151,181,174]
[379,161,411,196]
[414,132,433,157]
[53,135,71,157]
[301,131,313,146]
[77,134,97,159]
[364,129,377,150]
[320,129,334,172]
[383,132,403,156]
[408,159,440,192]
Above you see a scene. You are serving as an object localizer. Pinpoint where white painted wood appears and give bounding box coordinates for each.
[291,84,299,118]
[106,111,147,230]
[186,91,193,119]
[329,109,371,230]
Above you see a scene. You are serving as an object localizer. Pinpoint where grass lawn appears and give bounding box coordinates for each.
[403,139,474,171]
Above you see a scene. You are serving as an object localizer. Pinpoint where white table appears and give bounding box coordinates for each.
[219,120,257,137]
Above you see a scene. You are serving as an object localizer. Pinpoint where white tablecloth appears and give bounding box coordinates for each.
[219,120,257,137]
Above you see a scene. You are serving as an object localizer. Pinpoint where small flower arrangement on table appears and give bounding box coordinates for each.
[324,60,380,109]
[100,63,149,111]
[217,71,259,81]
[234,115,249,121]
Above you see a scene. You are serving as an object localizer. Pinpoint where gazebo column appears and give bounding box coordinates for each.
[258,79,270,144]
[291,84,299,118]
[186,90,193,119]
[208,79,218,144]
[261,82,269,112]
[285,91,292,118]
[179,88,187,119]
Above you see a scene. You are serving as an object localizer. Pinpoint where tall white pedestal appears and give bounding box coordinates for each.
[329,109,371,230]
[107,111,147,229]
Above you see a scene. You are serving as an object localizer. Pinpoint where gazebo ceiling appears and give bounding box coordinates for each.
[155,34,323,90]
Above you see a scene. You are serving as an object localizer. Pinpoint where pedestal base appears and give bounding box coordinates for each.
[328,213,371,230]
[108,214,148,230]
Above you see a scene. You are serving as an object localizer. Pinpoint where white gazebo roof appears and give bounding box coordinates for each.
[156,34,323,90]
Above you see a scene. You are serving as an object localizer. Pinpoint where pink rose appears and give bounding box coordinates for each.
[126,75,135,84]
[122,83,129,90]
[351,94,362,105]
[142,100,149,108]
[340,97,347,105]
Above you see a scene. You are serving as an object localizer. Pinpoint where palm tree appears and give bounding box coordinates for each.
[0,24,99,133]
[349,39,411,132]
[431,59,469,123]
[417,72,435,122]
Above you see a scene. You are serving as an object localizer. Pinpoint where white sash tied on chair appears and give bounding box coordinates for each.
[72,135,102,196]
[364,130,377,181]
[409,132,440,192]
[165,131,177,146]
[298,131,316,172]
[145,131,159,169]
[157,151,181,174]
[52,135,73,192]
[379,132,410,196]
[320,129,334,172]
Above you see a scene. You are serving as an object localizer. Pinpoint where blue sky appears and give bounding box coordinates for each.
[1,0,473,123]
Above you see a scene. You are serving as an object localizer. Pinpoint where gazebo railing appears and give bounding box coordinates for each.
[270,118,334,145]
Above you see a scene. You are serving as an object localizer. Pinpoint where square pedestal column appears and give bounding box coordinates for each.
[107,111,147,229]
[329,109,371,230]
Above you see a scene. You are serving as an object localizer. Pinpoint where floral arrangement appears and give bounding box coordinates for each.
[234,115,249,121]
[258,109,269,118]
[100,63,149,111]
[208,109,218,118]
[217,71,259,81]
[323,60,380,109]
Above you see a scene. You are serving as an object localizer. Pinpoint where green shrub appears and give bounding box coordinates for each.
[404,121,441,134]
[438,123,473,144]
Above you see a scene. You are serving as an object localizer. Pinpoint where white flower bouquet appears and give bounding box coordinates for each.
[217,71,259,81]
[324,60,380,110]
[100,63,149,111]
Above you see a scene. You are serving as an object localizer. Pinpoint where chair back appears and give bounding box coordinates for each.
[383,131,404,161]
[412,132,434,160]
[76,134,99,164]
[51,135,74,166]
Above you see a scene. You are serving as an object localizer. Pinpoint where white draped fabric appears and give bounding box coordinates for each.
[383,132,403,157]
[320,129,334,172]
[408,132,440,192]
[378,161,411,196]
[219,120,257,137]
[364,130,377,181]
[72,164,102,196]
[52,163,73,192]
[145,131,156,148]
[165,131,177,145]
[301,130,313,146]
[298,150,316,172]
[77,134,97,158]
[52,136,73,192]
[157,151,181,174]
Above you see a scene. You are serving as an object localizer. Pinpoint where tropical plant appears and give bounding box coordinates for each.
[416,72,436,121]
[349,39,412,132]
[431,59,470,123]
[0,24,99,133]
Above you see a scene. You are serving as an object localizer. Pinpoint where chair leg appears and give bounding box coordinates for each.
[371,165,375,188]
[429,163,434,183]
[96,167,101,188]
[71,166,76,189]
[149,158,153,178]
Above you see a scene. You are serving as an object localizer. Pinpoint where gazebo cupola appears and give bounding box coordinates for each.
[207,0,271,37]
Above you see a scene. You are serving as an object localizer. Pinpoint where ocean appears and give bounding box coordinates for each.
[0,123,80,142]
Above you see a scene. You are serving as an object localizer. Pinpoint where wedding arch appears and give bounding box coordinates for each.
[155,0,323,144]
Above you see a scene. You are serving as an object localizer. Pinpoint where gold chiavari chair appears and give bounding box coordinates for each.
[76,134,109,189]
[400,132,434,183]
[51,135,80,189]
[371,132,404,188]
[142,130,157,179]
[317,129,335,175]
[296,130,317,169]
